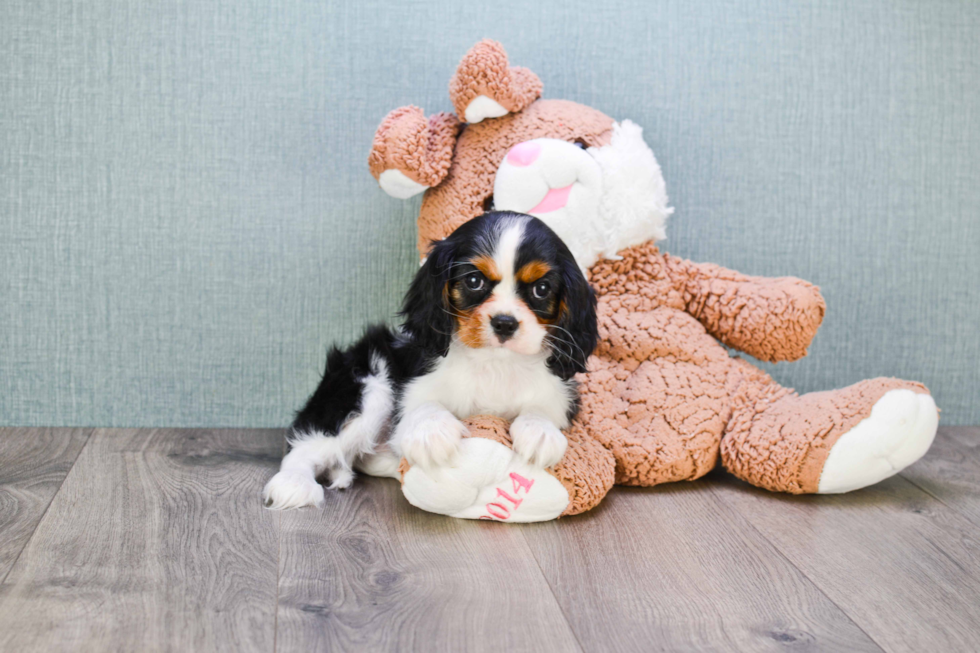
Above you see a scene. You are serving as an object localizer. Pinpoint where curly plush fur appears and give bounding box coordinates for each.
[366,40,939,520]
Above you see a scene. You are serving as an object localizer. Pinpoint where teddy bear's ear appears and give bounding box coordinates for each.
[449,39,542,124]
[368,106,461,199]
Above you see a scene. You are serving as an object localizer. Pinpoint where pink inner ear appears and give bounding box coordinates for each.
[506,141,541,167]
[530,185,573,214]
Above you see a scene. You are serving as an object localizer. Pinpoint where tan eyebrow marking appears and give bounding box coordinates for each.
[517,260,551,284]
[472,255,501,282]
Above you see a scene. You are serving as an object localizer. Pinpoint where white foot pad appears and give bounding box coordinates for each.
[818,389,938,494]
[378,169,429,199]
[464,95,509,123]
[263,471,325,510]
[401,438,569,522]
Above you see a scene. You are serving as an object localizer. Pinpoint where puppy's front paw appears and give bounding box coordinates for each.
[262,471,325,510]
[397,403,468,469]
[511,414,567,468]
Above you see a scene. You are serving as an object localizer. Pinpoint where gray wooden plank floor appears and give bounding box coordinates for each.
[0,426,978,652]
[0,428,92,582]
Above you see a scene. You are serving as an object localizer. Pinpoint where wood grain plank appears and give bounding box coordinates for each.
[277,476,582,653]
[0,428,92,581]
[0,428,282,653]
[520,480,881,653]
[711,463,980,653]
[901,427,980,528]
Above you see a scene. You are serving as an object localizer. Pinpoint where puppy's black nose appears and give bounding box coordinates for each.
[490,314,519,341]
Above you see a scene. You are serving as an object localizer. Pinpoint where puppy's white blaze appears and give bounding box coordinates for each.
[492,216,526,298]
[484,215,548,355]
[262,354,394,509]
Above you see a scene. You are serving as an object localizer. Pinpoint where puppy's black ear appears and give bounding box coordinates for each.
[400,240,456,356]
[548,257,598,380]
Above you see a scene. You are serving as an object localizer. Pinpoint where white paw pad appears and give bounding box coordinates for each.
[262,471,325,510]
[401,438,569,522]
[397,404,467,469]
[464,95,509,123]
[511,414,568,468]
[378,169,429,199]
[818,389,938,494]
[327,467,355,490]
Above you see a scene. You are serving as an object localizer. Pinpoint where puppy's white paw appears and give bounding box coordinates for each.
[397,403,468,469]
[511,413,567,468]
[262,471,325,510]
[327,466,355,490]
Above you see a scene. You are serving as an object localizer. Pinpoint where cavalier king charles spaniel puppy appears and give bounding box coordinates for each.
[263,211,598,509]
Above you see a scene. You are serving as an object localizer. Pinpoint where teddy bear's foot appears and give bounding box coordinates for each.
[401,436,571,522]
[396,415,615,522]
[818,389,938,493]
[721,375,938,494]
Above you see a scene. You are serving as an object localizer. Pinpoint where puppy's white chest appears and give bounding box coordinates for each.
[402,345,571,427]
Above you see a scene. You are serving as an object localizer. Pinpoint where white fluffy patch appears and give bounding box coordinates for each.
[586,120,672,267]
[378,169,429,199]
[393,401,468,469]
[510,412,568,468]
[263,355,394,509]
[354,450,402,479]
[401,437,570,522]
[393,335,573,471]
[464,94,509,123]
[399,341,574,430]
[818,389,939,494]
[493,217,524,289]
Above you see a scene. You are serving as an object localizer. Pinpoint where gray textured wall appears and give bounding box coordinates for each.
[2,0,978,427]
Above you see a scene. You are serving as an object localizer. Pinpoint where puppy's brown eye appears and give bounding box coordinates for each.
[464,273,485,292]
[532,280,552,299]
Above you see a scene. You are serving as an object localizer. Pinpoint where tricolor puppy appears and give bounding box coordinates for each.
[263,211,598,509]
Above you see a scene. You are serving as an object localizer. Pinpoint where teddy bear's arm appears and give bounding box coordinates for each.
[665,255,826,362]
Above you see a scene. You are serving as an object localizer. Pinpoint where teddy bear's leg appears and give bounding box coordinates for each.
[551,422,616,516]
[720,360,938,494]
[577,355,730,488]
[578,306,736,488]
[397,416,615,521]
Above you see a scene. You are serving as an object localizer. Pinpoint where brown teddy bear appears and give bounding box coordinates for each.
[364,40,939,522]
